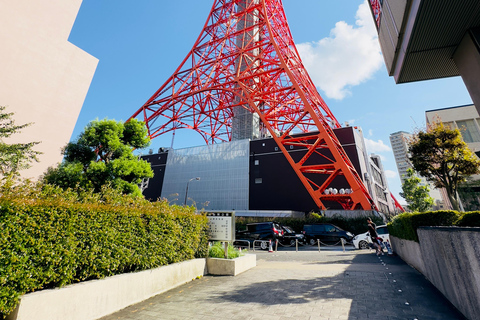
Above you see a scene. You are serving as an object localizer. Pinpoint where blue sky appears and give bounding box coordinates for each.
[69,0,473,204]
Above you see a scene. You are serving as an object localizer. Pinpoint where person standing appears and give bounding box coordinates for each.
[367,217,383,255]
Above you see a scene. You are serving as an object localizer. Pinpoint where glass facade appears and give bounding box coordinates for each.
[161,140,250,210]
[456,119,480,143]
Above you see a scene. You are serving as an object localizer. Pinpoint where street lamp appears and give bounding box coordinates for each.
[184,177,200,205]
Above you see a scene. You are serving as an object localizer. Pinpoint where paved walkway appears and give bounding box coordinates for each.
[99,247,466,320]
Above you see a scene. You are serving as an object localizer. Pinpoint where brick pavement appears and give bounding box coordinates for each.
[99,247,466,320]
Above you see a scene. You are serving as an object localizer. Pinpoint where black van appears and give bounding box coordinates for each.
[235,222,284,249]
[302,223,354,245]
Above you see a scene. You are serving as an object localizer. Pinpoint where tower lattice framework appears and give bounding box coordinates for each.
[130,0,375,210]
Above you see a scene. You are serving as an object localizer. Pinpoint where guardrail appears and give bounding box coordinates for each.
[233,240,251,251]
[307,238,349,252]
[252,239,277,251]
[235,238,351,252]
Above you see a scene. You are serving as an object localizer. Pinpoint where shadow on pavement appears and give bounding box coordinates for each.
[213,250,466,320]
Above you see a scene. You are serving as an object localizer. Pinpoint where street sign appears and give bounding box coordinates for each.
[206,211,235,242]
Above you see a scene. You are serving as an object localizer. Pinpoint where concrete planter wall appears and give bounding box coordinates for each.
[391,227,480,320]
[7,258,207,320]
[389,235,426,274]
[206,254,256,276]
[417,227,480,320]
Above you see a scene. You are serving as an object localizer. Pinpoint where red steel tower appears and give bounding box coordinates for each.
[130,0,376,210]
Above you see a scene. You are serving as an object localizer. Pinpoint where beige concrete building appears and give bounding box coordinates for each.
[425,104,480,157]
[0,0,97,179]
[425,104,480,210]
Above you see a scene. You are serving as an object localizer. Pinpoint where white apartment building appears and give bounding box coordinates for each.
[389,131,413,185]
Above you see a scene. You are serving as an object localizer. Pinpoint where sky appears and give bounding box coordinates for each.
[69,0,473,205]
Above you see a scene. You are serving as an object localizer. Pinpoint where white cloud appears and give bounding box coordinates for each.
[364,138,391,153]
[384,170,397,179]
[368,129,373,136]
[296,0,383,100]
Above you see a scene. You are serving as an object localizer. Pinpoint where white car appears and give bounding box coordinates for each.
[352,225,390,249]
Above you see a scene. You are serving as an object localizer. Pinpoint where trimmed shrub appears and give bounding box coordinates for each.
[0,195,208,318]
[388,210,460,242]
[208,242,244,259]
[456,211,480,227]
[387,212,415,241]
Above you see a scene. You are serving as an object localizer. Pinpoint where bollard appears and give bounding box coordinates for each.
[341,238,345,252]
[295,239,298,252]
[268,239,273,252]
[317,239,321,252]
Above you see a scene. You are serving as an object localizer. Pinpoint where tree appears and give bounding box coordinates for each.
[43,118,153,197]
[408,122,480,211]
[0,106,41,180]
[399,168,434,212]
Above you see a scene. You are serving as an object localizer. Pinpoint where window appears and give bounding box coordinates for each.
[377,227,388,235]
[255,178,262,184]
[324,225,335,233]
[456,119,480,143]
[443,122,454,130]
[254,160,259,165]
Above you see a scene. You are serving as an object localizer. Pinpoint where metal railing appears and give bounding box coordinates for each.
[233,240,251,251]
[252,239,277,252]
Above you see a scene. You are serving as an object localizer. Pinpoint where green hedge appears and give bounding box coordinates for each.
[456,211,480,227]
[0,198,209,318]
[387,210,480,242]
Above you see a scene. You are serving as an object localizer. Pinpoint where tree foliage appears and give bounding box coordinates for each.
[0,106,41,180]
[400,168,434,212]
[408,122,480,211]
[43,118,153,197]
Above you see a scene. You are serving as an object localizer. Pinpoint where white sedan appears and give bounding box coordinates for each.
[352,225,390,249]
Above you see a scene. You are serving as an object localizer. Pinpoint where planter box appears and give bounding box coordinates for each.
[207,254,256,276]
[7,258,206,320]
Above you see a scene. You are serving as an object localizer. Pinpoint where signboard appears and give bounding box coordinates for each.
[206,211,235,242]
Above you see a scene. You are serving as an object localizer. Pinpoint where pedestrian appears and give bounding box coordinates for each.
[367,217,383,255]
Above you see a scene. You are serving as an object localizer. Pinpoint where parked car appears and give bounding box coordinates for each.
[302,223,354,245]
[235,222,284,250]
[352,225,390,249]
[279,225,306,246]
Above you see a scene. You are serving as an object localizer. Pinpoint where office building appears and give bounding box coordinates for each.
[142,126,396,216]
